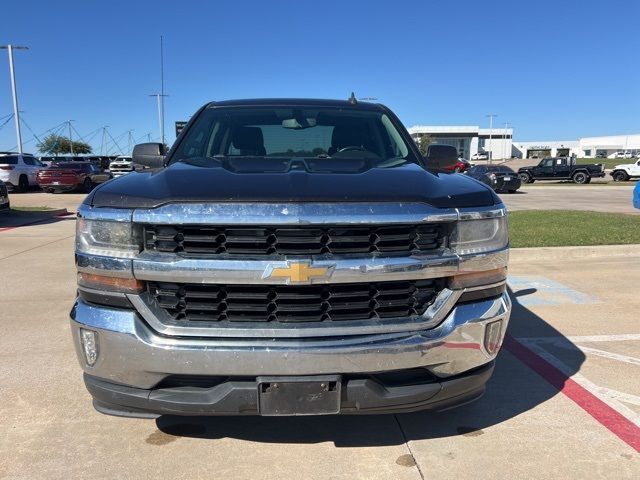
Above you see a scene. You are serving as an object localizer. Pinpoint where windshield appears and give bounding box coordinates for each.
[169,106,417,170]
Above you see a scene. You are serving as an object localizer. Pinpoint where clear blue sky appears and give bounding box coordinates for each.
[1,0,638,153]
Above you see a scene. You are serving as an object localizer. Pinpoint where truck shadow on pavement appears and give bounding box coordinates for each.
[0,210,74,229]
[155,286,586,447]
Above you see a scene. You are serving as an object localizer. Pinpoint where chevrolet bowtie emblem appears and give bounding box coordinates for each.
[262,261,334,284]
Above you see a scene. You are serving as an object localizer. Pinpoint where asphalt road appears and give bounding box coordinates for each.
[0,197,638,479]
[499,184,638,215]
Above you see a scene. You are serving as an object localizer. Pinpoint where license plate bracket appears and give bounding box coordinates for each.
[257,376,341,416]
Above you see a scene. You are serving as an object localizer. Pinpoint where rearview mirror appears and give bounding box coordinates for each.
[132,143,166,168]
[425,144,458,171]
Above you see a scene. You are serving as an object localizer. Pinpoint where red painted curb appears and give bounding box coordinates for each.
[504,334,640,452]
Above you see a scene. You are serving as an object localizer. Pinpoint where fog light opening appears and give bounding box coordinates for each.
[484,320,503,356]
[80,328,99,367]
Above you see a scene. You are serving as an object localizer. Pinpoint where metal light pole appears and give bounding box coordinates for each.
[0,45,28,154]
[67,120,75,155]
[486,113,497,164]
[502,122,511,161]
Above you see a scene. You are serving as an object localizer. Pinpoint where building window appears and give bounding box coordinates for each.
[583,150,591,157]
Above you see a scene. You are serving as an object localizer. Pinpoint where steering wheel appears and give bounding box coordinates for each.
[337,146,366,153]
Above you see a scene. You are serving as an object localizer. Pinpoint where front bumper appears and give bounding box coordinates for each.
[70,292,510,416]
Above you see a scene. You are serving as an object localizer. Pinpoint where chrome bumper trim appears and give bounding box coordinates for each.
[132,202,460,225]
[131,248,508,285]
[76,253,133,278]
[70,292,511,389]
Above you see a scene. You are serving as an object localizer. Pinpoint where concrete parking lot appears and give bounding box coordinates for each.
[0,192,638,479]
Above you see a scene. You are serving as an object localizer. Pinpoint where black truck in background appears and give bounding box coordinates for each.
[518,157,605,184]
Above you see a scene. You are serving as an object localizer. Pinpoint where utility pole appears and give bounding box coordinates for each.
[486,113,497,164]
[127,130,135,153]
[0,44,28,154]
[68,120,74,155]
[502,122,511,161]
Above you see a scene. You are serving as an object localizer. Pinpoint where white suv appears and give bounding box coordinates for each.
[610,159,640,182]
[0,153,46,191]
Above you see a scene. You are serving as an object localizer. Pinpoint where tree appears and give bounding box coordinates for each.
[416,134,435,156]
[37,134,92,155]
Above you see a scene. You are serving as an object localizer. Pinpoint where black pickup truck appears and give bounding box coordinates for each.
[71,98,511,418]
[518,157,605,184]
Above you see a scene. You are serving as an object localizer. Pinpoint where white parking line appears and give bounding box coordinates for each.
[517,338,640,427]
[575,346,640,367]
[523,334,640,343]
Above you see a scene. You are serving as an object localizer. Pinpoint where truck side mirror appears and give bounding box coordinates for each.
[132,143,166,168]
[425,144,458,171]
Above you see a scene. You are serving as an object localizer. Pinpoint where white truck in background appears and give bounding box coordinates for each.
[610,159,640,182]
[108,156,134,178]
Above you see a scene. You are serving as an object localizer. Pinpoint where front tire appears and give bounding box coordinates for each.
[612,170,629,182]
[572,172,589,184]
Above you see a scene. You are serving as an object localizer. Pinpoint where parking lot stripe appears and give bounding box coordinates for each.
[522,334,640,343]
[504,335,640,452]
[518,339,640,427]
[574,346,640,366]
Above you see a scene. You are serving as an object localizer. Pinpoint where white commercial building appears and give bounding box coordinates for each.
[409,125,640,160]
[408,126,513,160]
[514,134,640,159]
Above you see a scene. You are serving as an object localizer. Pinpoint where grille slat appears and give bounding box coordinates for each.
[149,280,441,324]
[144,223,446,257]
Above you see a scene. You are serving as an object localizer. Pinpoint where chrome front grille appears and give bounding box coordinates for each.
[149,280,443,323]
[144,223,447,257]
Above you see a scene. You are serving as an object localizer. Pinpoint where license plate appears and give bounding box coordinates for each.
[257,376,341,416]
[503,176,511,181]
[52,181,60,185]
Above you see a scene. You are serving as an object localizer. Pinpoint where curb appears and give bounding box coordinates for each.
[510,244,640,262]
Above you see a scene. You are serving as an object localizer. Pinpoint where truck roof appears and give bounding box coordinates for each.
[206,98,384,111]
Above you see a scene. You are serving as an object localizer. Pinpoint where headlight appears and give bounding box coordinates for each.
[451,215,508,255]
[76,217,142,258]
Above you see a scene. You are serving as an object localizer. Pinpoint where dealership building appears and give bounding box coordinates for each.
[407,125,513,160]
[408,125,640,159]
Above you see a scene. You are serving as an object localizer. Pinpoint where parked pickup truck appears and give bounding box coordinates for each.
[610,159,640,182]
[71,98,512,418]
[518,157,605,184]
[108,156,134,177]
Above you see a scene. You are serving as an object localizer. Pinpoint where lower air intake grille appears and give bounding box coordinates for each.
[149,280,442,323]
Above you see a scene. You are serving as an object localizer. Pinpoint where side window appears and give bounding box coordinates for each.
[542,159,553,167]
[23,157,36,166]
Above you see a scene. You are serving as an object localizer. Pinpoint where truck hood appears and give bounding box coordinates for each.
[87,161,499,209]
[518,165,537,171]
